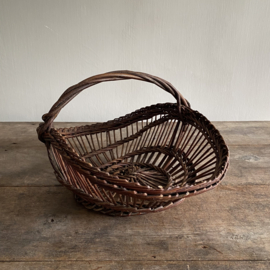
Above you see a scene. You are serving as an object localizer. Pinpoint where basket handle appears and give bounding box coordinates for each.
[37,70,189,142]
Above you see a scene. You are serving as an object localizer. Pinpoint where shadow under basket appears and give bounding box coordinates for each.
[37,70,229,216]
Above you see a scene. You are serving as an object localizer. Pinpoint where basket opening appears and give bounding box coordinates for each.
[52,103,222,191]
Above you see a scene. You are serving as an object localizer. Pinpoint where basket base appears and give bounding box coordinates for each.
[74,195,185,217]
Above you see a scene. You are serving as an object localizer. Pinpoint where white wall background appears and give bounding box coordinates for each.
[0,0,270,122]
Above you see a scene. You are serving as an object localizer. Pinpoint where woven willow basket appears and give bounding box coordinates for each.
[37,70,229,216]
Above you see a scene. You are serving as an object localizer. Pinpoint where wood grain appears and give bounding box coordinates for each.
[1,121,270,145]
[0,185,269,261]
[1,122,269,268]
[1,122,270,187]
[0,261,269,270]
[1,143,269,187]
[224,145,270,185]
[0,123,56,186]
[213,121,270,145]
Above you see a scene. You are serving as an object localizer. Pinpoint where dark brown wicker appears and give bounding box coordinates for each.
[37,70,229,216]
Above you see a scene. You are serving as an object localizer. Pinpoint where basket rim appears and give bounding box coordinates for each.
[43,102,229,195]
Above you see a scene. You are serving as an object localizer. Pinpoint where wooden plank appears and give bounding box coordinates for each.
[224,145,270,185]
[1,121,270,145]
[213,121,270,145]
[1,122,269,187]
[0,185,269,261]
[0,135,57,187]
[0,261,269,270]
[1,143,269,187]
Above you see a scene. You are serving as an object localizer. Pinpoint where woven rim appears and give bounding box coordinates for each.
[44,103,229,196]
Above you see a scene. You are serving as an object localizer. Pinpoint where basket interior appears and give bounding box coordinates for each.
[55,104,225,190]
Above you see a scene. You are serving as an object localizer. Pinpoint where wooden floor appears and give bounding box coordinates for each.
[0,122,270,270]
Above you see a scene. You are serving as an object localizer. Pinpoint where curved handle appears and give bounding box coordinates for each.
[37,70,189,142]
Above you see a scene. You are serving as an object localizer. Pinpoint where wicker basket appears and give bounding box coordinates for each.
[37,70,229,216]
